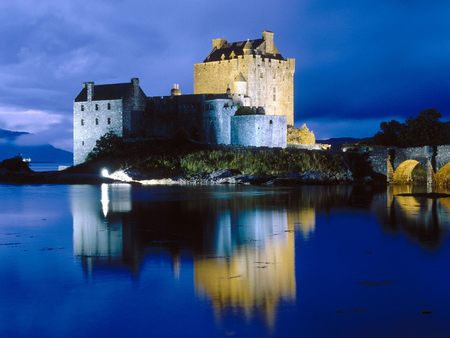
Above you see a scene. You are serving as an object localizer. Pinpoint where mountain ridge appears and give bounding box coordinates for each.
[0,128,72,163]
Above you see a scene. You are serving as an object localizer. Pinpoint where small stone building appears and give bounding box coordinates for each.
[73,78,146,165]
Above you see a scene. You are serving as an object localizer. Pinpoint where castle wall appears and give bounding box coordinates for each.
[231,115,287,148]
[73,99,123,165]
[194,55,295,125]
[143,95,205,141]
[122,82,147,138]
[203,99,237,144]
[143,96,237,145]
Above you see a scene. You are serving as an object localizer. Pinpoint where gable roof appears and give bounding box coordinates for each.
[204,39,285,62]
[74,83,134,102]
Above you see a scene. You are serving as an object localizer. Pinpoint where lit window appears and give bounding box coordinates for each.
[107,118,111,125]
[95,118,99,125]
[95,104,99,110]
[107,103,111,110]
[81,119,84,126]
[81,105,84,111]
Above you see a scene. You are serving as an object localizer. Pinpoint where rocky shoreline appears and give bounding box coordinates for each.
[112,168,356,186]
[0,167,356,186]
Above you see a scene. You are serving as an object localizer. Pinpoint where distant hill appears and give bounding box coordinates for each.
[0,128,72,163]
[317,137,365,151]
[0,129,29,140]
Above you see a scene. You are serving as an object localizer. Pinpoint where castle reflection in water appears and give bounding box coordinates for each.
[70,184,450,327]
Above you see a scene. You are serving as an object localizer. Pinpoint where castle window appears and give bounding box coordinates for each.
[107,117,111,125]
[82,141,84,146]
[107,103,111,110]
[269,120,273,125]
[95,104,99,111]
[81,119,84,126]
[81,105,84,111]
[95,118,99,125]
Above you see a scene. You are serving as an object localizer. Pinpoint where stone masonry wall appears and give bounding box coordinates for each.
[194,55,295,125]
[73,99,123,165]
[436,145,450,171]
[231,115,287,148]
[202,99,237,144]
[122,83,147,138]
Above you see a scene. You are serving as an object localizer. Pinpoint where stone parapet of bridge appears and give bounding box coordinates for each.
[367,145,450,186]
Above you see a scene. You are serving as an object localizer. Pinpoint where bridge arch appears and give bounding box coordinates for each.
[393,160,428,184]
[435,162,450,186]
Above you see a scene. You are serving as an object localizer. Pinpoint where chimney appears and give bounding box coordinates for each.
[171,83,181,96]
[83,82,94,101]
[131,77,140,88]
[262,31,275,54]
[212,38,227,50]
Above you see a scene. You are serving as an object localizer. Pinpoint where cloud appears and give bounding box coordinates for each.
[0,106,66,132]
[0,106,72,151]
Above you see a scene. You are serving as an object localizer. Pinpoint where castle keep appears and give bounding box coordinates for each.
[194,31,295,125]
[73,31,295,165]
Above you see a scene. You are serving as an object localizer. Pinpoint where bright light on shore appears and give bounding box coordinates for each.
[100,168,180,185]
[101,168,109,178]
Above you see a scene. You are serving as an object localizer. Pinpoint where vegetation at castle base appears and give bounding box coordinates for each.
[178,148,346,177]
[82,133,357,181]
[371,109,450,147]
[287,125,316,145]
[86,131,124,162]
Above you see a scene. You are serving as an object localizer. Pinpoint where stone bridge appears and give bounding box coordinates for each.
[368,145,450,185]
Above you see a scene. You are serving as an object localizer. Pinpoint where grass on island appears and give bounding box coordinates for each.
[70,133,371,180]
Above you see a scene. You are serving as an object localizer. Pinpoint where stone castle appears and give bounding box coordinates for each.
[73,31,295,165]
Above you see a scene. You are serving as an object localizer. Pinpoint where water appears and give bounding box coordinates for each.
[28,162,72,172]
[0,184,450,338]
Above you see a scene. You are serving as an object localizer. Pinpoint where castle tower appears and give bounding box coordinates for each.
[194,31,295,125]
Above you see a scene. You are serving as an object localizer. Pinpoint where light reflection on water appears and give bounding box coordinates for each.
[1,184,450,337]
[69,184,450,331]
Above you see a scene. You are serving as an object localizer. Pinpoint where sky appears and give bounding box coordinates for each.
[0,0,449,150]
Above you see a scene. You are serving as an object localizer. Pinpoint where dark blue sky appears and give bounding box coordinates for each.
[0,0,449,150]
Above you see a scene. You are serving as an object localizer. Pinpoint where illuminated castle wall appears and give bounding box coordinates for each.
[194,31,295,125]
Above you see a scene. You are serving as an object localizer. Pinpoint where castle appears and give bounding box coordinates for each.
[73,31,295,165]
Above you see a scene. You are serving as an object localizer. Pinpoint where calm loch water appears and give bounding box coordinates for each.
[0,184,450,337]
